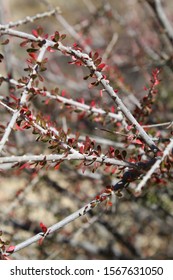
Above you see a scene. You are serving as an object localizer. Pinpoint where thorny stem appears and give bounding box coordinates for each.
[135,138,173,194]
[4,188,113,256]
[99,78,158,152]
[0,27,159,152]
[0,78,123,122]
[0,153,134,168]
[1,79,171,129]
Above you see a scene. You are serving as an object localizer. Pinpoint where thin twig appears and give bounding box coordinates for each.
[41,0,91,53]
[2,171,43,218]
[37,89,123,121]
[0,153,134,168]
[143,121,173,128]
[0,0,13,84]
[147,0,173,43]
[102,33,118,61]
[135,138,173,195]
[0,27,159,152]
[0,41,48,154]
[5,188,113,256]
[0,7,60,29]
[0,78,122,122]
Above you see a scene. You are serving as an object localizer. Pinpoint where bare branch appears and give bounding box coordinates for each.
[0,78,123,122]
[147,0,173,43]
[135,138,173,195]
[0,41,48,154]
[0,7,60,29]
[0,27,159,152]
[0,0,13,84]
[41,0,92,53]
[0,153,134,168]
[102,33,118,61]
[5,188,113,256]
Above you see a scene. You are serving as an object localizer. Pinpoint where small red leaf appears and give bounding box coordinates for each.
[54,163,60,170]
[32,29,38,38]
[79,146,84,154]
[47,46,55,53]
[111,106,115,113]
[93,52,99,61]
[29,52,37,61]
[44,98,50,105]
[95,57,102,66]
[20,40,28,47]
[127,125,133,131]
[111,166,117,174]
[107,201,113,206]
[10,94,19,102]
[1,39,9,45]
[97,63,106,70]
[40,222,47,233]
[15,123,23,131]
[6,245,15,254]
[61,89,66,96]
[19,163,30,170]
[38,237,44,246]
[77,97,85,104]
[43,33,49,39]
[99,89,103,97]
[90,100,96,107]
[132,139,143,145]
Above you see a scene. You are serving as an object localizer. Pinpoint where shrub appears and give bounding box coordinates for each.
[0,0,173,259]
